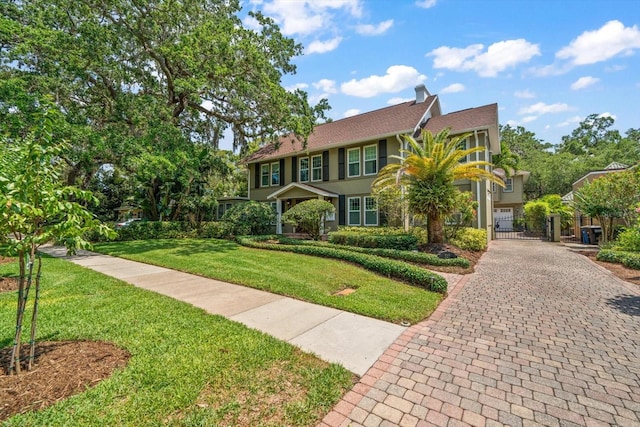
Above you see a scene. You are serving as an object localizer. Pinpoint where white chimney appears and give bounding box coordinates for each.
[415,84,430,103]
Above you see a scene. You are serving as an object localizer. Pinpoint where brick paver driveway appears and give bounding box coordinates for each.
[322,240,640,426]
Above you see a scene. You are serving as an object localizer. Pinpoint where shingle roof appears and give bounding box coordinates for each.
[245,97,498,164]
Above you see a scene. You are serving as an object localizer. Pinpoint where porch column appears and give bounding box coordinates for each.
[276,197,282,234]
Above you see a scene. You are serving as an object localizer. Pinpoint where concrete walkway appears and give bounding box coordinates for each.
[41,246,460,377]
[321,240,640,427]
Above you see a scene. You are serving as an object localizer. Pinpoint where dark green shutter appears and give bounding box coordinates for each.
[322,150,329,181]
[338,195,346,225]
[291,156,297,183]
[379,139,387,169]
[338,148,345,180]
[279,158,285,186]
[254,164,260,189]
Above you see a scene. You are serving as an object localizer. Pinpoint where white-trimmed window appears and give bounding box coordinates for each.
[270,162,280,186]
[363,145,377,175]
[325,207,336,222]
[261,164,270,187]
[504,178,513,192]
[364,196,378,226]
[311,154,322,181]
[347,148,360,177]
[458,138,468,163]
[348,197,361,225]
[299,157,309,182]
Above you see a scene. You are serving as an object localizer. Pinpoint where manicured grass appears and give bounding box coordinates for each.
[94,239,443,324]
[0,257,353,426]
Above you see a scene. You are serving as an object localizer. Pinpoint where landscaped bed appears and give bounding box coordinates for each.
[94,238,444,324]
[0,257,353,425]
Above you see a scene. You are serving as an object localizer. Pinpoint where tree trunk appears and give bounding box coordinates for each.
[28,253,43,370]
[428,213,445,244]
[8,252,33,375]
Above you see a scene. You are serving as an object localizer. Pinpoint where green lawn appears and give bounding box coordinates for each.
[0,257,353,426]
[94,238,443,324]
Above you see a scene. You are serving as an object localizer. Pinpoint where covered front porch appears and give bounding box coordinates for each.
[267,183,339,234]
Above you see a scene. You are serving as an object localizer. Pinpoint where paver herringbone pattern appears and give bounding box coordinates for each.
[321,241,640,426]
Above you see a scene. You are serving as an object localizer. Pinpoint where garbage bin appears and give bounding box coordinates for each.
[581,229,590,244]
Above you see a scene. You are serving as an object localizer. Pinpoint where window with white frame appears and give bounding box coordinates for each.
[261,164,270,187]
[457,138,468,163]
[311,154,322,181]
[347,148,360,177]
[299,157,309,182]
[348,197,361,225]
[363,145,377,175]
[504,178,513,192]
[270,162,280,186]
[325,202,336,222]
[364,196,378,226]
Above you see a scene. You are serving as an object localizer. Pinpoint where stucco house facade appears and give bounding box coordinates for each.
[492,170,530,231]
[243,85,500,239]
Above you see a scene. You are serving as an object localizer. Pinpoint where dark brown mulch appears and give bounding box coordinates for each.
[0,277,19,293]
[420,243,483,274]
[0,341,130,421]
[578,251,640,286]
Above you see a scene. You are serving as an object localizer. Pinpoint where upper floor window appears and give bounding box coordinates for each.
[270,162,280,186]
[363,145,377,175]
[457,138,468,163]
[311,154,322,181]
[504,178,513,192]
[347,148,360,177]
[299,157,309,182]
[261,164,269,187]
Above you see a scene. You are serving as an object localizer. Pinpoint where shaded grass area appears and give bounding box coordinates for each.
[0,257,353,426]
[94,239,443,324]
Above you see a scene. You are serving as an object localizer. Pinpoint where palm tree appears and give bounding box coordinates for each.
[492,142,521,178]
[373,128,504,244]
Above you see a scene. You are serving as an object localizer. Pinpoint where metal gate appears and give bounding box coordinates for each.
[493,214,547,240]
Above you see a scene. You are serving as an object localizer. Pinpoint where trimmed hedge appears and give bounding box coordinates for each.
[328,231,418,251]
[597,249,640,270]
[276,237,469,268]
[86,221,231,242]
[237,235,448,293]
[449,227,487,252]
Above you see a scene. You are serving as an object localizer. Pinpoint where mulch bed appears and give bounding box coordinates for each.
[578,251,640,286]
[0,341,130,421]
[420,243,483,274]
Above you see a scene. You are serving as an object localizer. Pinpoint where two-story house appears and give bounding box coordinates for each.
[492,169,530,231]
[243,84,499,240]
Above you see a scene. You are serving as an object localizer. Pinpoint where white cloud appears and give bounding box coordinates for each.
[428,39,540,77]
[341,65,427,98]
[356,19,393,36]
[440,83,465,93]
[521,116,538,123]
[343,109,361,117]
[570,76,600,90]
[415,0,437,8]
[599,112,617,120]
[514,89,536,99]
[505,119,518,127]
[306,37,343,54]
[518,102,571,115]
[387,96,414,105]
[258,0,362,36]
[556,20,640,65]
[284,83,309,92]
[313,79,338,93]
[557,116,582,127]
[606,64,626,72]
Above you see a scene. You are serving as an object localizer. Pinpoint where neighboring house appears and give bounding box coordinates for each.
[492,169,530,231]
[243,84,499,239]
[114,206,143,221]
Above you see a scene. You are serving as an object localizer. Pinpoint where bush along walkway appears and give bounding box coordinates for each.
[236,236,449,293]
[321,239,640,427]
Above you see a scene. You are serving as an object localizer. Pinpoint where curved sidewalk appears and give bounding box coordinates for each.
[321,240,640,427]
[41,246,459,377]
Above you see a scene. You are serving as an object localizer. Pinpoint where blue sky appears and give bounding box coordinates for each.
[234,0,640,150]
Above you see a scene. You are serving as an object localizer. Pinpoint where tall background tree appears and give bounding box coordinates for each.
[0,0,327,220]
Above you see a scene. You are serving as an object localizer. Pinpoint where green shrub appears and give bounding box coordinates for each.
[328,232,418,251]
[198,221,232,239]
[276,237,469,268]
[614,227,640,252]
[85,221,232,242]
[222,201,275,235]
[281,199,335,240]
[449,227,487,251]
[237,236,448,293]
[597,249,640,270]
[524,200,550,232]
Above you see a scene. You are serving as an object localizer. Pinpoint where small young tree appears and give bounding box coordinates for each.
[371,185,405,227]
[281,199,335,240]
[444,191,477,241]
[0,114,112,375]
